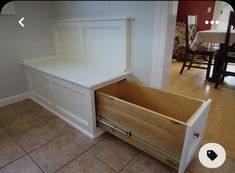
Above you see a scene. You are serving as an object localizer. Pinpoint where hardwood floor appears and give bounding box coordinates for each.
[168,61,235,160]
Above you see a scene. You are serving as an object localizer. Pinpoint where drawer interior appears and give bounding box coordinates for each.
[96,80,203,123]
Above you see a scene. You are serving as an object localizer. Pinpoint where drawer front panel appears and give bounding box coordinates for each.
[178,100,211,173]
[95,91,186,156]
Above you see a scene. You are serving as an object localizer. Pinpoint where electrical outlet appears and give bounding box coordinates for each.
[207,7,212,13]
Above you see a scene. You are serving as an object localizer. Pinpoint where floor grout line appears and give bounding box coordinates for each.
[54,132,111,172]
[118,150,140,173]
[85,135,118,172]
[27,127,73,154]
[0,99,117,173]
[0,154,26,170]
[86,134,141,173]
[26,154,45,173]
[0,101,74,173]
[0,121,45,173]
[87,137,118,173]
[0,100,116,173]
[87,149,118,173]
[54,150,87,173]
[54,133,118,173]
[64,131,111,151]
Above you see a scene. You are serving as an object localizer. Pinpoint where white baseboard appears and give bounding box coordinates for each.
[0,92,31,108]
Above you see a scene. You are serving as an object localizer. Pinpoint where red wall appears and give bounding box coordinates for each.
[177,0,216,31]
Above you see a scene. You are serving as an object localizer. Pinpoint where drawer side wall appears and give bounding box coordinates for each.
[98,123,180,170]
[95,91,186,156]
[119,80,203,123]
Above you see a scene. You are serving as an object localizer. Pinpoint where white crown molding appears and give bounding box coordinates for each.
[51,17,134,23]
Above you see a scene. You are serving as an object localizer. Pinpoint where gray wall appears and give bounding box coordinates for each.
[0,1,54,99]
[51,1,156,85]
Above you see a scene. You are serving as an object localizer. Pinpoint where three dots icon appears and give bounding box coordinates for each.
[205,20,219,25]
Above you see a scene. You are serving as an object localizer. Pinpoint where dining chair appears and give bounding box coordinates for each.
[215,11,235,88]
[180,15,215,79]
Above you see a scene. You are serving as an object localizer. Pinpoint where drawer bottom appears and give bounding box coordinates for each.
[97,116,180,170]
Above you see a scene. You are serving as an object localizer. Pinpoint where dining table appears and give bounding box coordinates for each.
[190,29,235,81]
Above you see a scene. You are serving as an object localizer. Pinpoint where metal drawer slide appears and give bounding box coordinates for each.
[97,116,181,162]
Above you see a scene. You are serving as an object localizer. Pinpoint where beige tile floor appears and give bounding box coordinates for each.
[0,99,234,173]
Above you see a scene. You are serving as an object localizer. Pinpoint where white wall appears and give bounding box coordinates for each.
[151,1,177,89]
[51,1,156,85]
[0,1,54,99]
[212,1,234,30]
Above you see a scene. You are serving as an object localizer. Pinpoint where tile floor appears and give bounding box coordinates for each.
[0,99,234,173]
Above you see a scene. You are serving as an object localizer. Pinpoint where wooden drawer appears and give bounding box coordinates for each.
[95,80,211,173]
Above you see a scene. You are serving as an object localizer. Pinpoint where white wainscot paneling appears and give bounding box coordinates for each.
[52,20,128,71]
[54,24,83,59]
[28,71,53,106]
[53,79,90,130]
[84,27,123,65]
[23,19,130,138]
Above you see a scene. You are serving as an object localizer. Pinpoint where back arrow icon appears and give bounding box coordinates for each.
[19,17,24,27]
